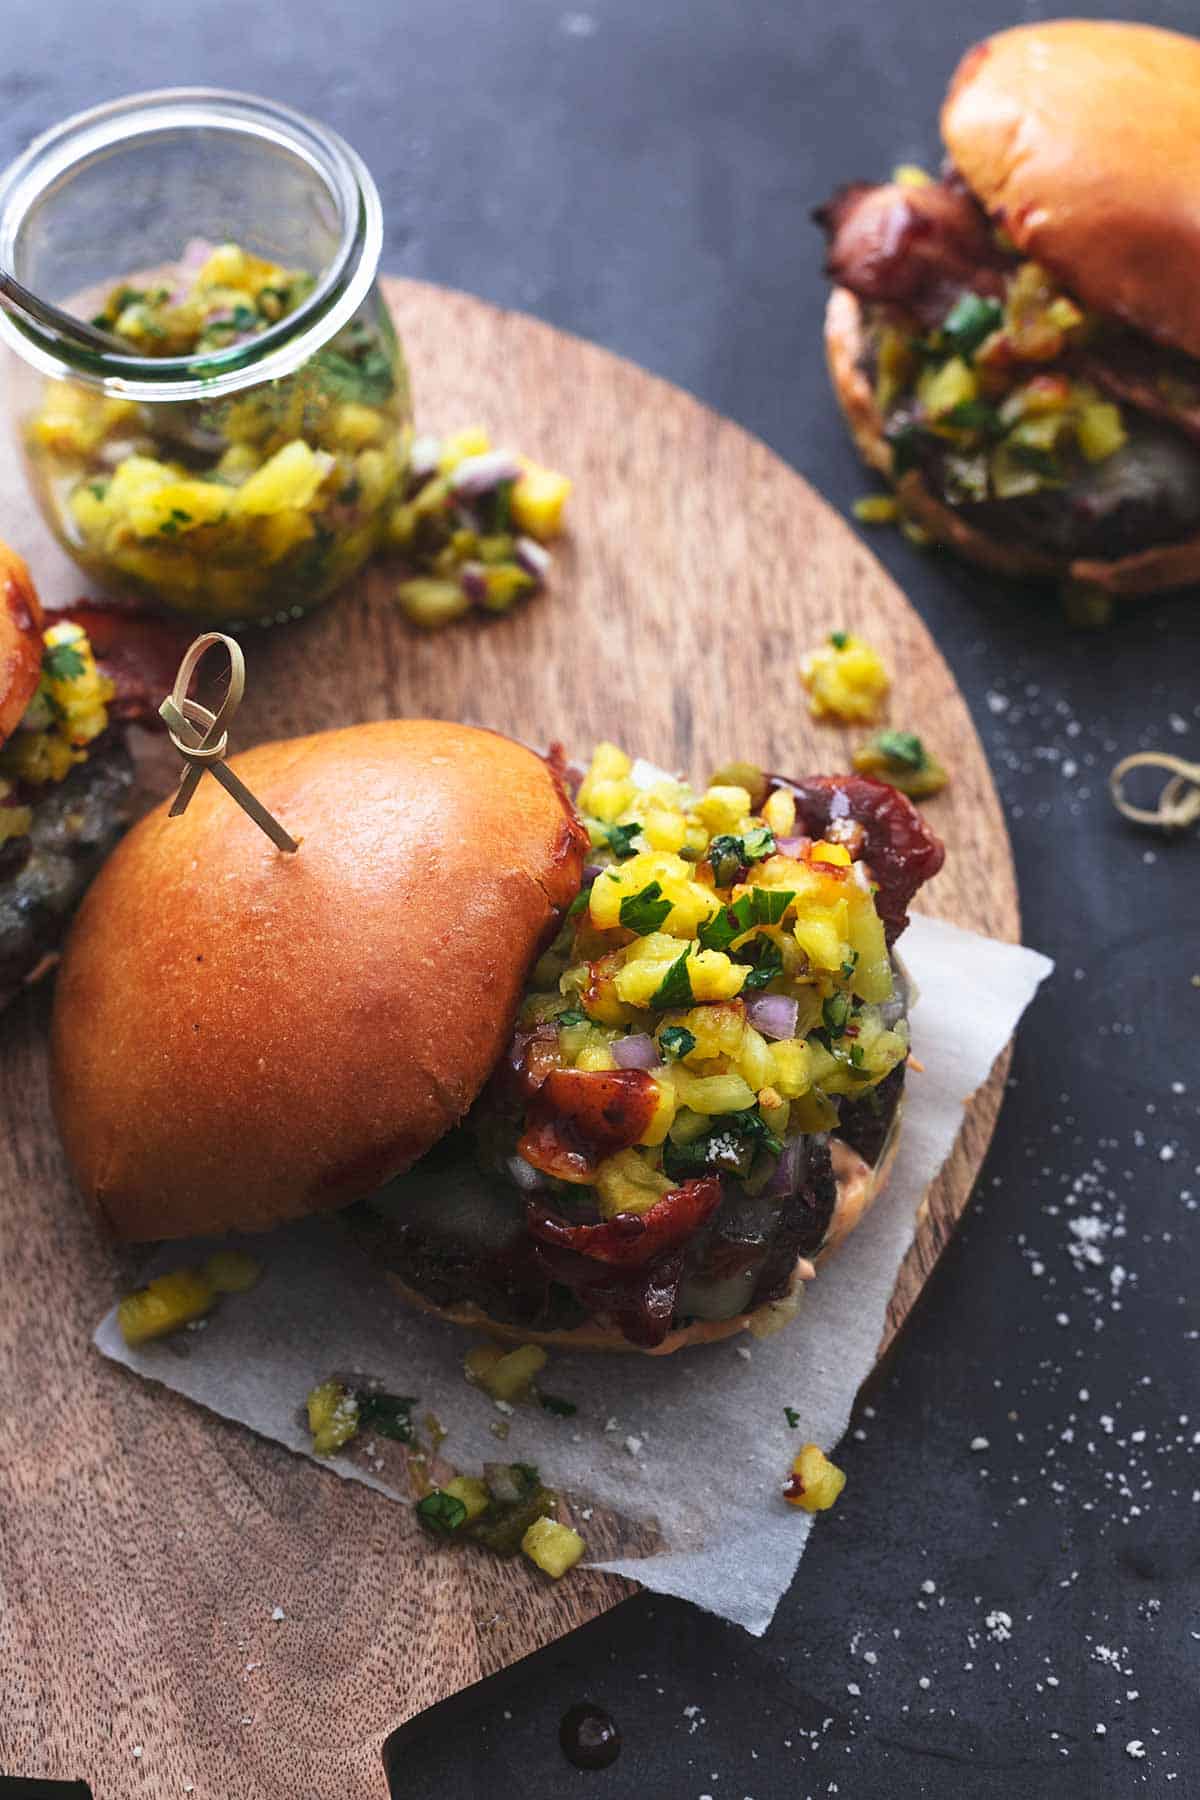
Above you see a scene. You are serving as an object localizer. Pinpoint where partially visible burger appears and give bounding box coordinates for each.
[817,20,1200,604]
[0,546,179,1010]
[51,721,943,1353]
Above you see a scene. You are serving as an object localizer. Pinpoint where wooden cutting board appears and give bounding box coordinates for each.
[0,278,1018,1798]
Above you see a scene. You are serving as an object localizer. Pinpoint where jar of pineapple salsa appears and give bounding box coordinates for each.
[0,91,411,627]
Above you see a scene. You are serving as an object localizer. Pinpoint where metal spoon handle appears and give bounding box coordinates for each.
[0,266,130,355]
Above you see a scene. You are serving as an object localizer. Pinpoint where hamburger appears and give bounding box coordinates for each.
[817,20,1200,603]
[0,544,178,1010]
[51,721,943,1352]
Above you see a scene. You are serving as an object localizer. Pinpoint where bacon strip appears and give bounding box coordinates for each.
[815,178,1008,330]
[770,773,945,945]
[53,602,191,725]
[518,1066,660,1182]
[526,1177,723,1267]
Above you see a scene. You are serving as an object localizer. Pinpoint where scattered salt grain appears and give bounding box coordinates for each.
[271,1606,286,1622]
[1126,1741,1146,1760]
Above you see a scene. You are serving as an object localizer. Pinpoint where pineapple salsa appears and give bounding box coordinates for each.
[360,747,942,1348]
[509,742,911,1226]
[0,620,114,840]
[26,242,570,628]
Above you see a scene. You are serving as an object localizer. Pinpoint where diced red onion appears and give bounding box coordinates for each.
[762,1136,808,1199]
[612,1033,660,1070]
[745,993,799,1040]
[514,535,552,580]
[776,835,808,858]
[505,1154,545,1192]
[582,863,603,884]
[449,450,522,497]
[460,561,488,605]
[409,434,441,478]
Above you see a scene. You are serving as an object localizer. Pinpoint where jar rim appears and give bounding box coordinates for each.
[0,88,383,402]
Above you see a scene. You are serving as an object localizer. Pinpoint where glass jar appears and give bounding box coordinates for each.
[0,89,412,628]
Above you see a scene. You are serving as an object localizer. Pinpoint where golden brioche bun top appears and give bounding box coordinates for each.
[0,543,44,745]
[51,719,586,1241]
[943,20,1200,358]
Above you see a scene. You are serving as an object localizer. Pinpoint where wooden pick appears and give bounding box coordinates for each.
[1110,750,1200,833]
[158,633,300,854]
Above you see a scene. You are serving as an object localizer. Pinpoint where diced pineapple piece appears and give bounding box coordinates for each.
[512,459,571,540]
[215,442,260,484]
[1076,401,1126,464]
[0,779,32,846]
[641,807,687,853]
[693,785,752,836]
[784,1442,846,1512]
[593,1148,674,1217]
[846,896,891,1003]
[477,1344,547,1403]
[892,162,931,188]
[575,1041,617,1071]
[762,788,796,838]
[203,1250,262,1294]
[676,1002,745,1060]
[438,425,491,472]
[688,950,748,1001]
[809,839,851,868]
[128,478,230,539]
[442,1475,491,1522]
[118,1268,215,1346]
[800,632,890,724]
[793,901,850,973]
[917,355,977,419]
[671,1069,757,1114]
[636,1074,677,1146]
[522,1515,585,1578]
[233,440,330,515]
[768,1037,811,1099]
[464,1342,506,1383]
[395,577,471,629]
[257,507,316,564]
[331,402,385,449]
[737,1024,775,1092]
[306,1379,360,1457]
[30,382,138,456]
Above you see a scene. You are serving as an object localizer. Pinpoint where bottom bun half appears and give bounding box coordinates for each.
[383,1118,902,1355]
[825,286,1200,599]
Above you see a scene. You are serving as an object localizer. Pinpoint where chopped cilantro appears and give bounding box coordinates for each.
[698,893,754,952]
[603,820,642,860]
[738,937,784,991]
[42,641,86,683]
[658,1024,697,1062]
[492,481,513,532]
[662,1108,782,1182]
[742,825,776,862]
[829,630,849,650]
[873,729,926,771]
[356,1390,416,1442]
[85,479,108,501]
[651,947,694,1008]
[707,833,745,887]
[941,292,1003,357]
[555,1006,589,1028]
[822,992,851,1035]
[840,949,860,980]
[512,1461,541,1490]
[566,886,592,919]
[416,1490,468,1535]
[619,880,673,935]
[886,422,926,477]
[784,1406,802,1429]
[539,1394,577,1418]
[751,887,794,925]
[943,398,1003,437]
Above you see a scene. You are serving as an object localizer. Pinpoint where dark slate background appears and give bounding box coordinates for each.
[7,3,1198,1795]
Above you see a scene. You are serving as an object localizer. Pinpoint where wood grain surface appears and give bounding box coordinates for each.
[0,277,1018,1797]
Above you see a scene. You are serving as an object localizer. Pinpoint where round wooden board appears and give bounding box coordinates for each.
[0,278,1018,1798]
